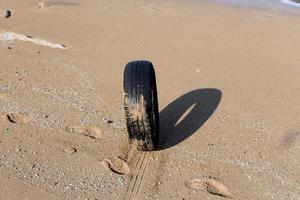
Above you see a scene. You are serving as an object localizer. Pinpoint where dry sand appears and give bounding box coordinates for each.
[0,0,299,199]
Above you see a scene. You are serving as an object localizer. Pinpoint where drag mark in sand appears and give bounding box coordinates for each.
[0,31,66,49]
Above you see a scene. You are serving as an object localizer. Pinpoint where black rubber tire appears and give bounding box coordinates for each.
[123,60,159,151]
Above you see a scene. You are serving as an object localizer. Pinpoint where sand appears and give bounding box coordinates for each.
[0,0,299,199]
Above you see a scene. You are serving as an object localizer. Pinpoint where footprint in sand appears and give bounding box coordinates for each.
[38,0,79,8]
[7,113,30,124]
[0,9,11,18]
[185,178,204,190]
[104,157,130,175]
[141,5,162,12]
[0,93,6,100]
[0,32,67,49]
[62,145,77,155]
[186,178,233,198]
[281,131,299,147]
[38,2,48,9]
[66,125,102,139]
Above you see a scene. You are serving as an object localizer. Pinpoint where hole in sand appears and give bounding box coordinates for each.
[6,10,11,18]
[1,9,12,18]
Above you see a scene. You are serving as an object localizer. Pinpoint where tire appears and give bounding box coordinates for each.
[123,60,159,151]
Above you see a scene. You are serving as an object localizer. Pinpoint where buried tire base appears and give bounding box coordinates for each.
[123,60,159,151]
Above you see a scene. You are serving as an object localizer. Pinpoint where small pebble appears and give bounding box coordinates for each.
[107,119,113,124]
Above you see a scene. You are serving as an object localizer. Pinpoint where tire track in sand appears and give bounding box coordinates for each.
[123,151,150,200]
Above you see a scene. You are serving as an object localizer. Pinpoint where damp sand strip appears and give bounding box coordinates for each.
[0,31,66,49]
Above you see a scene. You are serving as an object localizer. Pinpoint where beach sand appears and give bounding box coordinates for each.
[0,0,299,199]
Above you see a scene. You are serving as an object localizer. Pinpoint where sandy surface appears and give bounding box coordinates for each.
[0,0,299,199]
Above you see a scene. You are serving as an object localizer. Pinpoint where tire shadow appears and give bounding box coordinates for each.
[158,88,222,150]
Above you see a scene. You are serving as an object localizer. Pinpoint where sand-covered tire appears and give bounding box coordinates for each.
[123,60,159,151]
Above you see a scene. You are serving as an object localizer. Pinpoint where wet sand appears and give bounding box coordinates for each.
[0,0,299,199]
